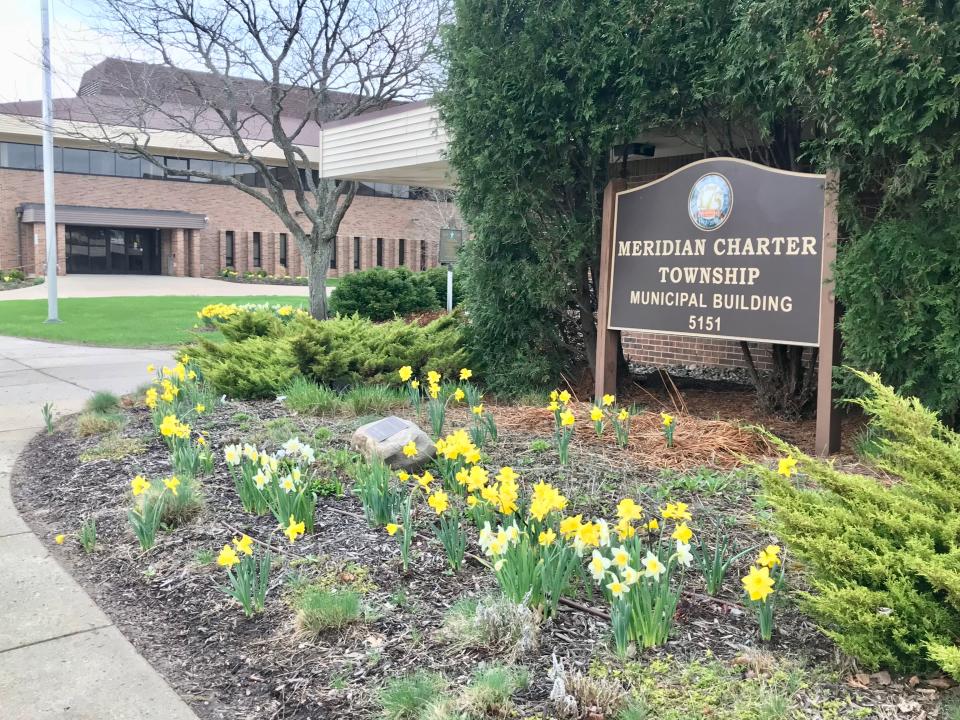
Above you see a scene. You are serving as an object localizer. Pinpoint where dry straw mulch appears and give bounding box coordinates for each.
[492,403,769,471]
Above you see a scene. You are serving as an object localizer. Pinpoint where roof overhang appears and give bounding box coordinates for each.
[17,203,207,229]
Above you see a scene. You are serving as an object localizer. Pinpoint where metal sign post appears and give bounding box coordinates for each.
[40,0,60,323]
[439,228,463,313]
[595,158,841,454]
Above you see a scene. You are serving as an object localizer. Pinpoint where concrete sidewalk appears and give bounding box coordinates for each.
[0,336,199,719]
[0,274,311,300]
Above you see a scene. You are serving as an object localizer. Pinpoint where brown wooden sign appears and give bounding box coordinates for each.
[594,158,840,454]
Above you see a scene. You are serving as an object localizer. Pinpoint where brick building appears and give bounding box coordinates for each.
[0,60,455,280]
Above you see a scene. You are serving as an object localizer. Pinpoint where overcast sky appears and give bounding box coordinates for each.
[0,0,117,103]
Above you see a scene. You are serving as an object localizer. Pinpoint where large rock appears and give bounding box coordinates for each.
[350,416,435,471]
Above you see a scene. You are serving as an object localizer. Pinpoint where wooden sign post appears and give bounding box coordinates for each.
[594,159,841,455]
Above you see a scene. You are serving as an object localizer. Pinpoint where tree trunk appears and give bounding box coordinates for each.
[303,232,334,320]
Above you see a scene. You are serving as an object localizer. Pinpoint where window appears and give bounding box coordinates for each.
[115,153,141,178]
[189,158,212,182]
[353,236,361,270]
[420,239,427,270]
[329,237,337,269]
[376,238,384,267]
[1,142,40,169]
[141,159,164,180]
[89,149,115,176]
[165,157,189,180]
[62,148,90,174]
[279,233,288,268]
[224,231,235,268]
[252,232,262,267]
[398,238,405,266]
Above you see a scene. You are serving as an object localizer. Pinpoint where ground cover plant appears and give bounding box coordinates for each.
[0,295,306,347]
[13,354,957,719]
[0,268,42,291]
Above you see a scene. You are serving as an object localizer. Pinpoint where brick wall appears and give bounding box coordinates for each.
[0,167,456,276]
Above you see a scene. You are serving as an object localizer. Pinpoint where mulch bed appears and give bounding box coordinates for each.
[0,277,43,291]
[216,276,308,286]
[11,395,944,719]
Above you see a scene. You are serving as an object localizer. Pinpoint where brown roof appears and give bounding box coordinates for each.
[0,58,404,147]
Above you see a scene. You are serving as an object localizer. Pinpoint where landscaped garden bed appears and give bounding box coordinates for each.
[217,268,311,286]
[0,269,42,291]
[13,307,954,720]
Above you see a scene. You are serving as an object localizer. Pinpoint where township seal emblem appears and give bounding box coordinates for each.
[688,173,733,231]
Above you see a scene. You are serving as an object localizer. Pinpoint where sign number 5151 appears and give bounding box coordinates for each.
[689,315,720,332]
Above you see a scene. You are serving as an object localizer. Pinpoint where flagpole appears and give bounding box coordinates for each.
[41,0,60,323]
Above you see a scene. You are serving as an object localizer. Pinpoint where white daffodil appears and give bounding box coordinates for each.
[281,437,302,455]
[611,545,631,569]
[675,540,693,567]
[223,444,241,466]
[622,566,640,585]
[478,522,494,553]
[642,551,666,580]
[596,518,611,548]
[280,475,295,493]
[589,549,612,582]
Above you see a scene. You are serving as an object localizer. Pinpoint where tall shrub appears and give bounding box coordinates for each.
[328,267,439,321]
[760,372,960,676]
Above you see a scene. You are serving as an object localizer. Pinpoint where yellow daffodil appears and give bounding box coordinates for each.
[428,490,449,515]
[233,534,254,556]
[559,514,583,538]
[146,364,155,374]
[672,522,693,544]
[472,404,484,416]
[163,476,181,497]
[607,576,629,599]
[615,518,635,540]
[777,457,798,477]
[453,388,465,402]
[602,394,615,407]
[284,515,305,544]
[496,466,519,484]
[662,501,692,521]
[217,544,239,568]
[617,408,629,422]
[427,370,442,385]
[547,400,559,412]
[410,379,420,389]
[590,406,603,422]
[402,441,418,458]
[55,533,65,545]
[757,544,782,568]
[467,495,479,507]
[386,523,401,536]
[661,412,674,427]
[195,403,205,414]
[196,434,207,447]
[398,365,413,382]
[188,370,197,381]
[538,529,557,546]
[558,390,571,404]
[560,410,575,426]
[397,470,410,482]
[617,498,644,522]
[647,518,659,531]
[277,305,293,317]
[131,475,151,496]
[459,368,472,381]
[742,565,775,602]
[549,390,559,402]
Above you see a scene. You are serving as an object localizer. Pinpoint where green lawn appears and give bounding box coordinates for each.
[0,295,308,348]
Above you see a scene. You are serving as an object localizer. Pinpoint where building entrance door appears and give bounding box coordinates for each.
[66,227,161,274]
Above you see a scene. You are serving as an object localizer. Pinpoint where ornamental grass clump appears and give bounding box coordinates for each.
[759,370,960,679]
[354,457,404,526]
[215,534,271,617]
[294,587,363,635]
[127,474,172,550]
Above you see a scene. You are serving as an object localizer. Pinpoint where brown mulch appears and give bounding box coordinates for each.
[10,397,944,720]
[493,403,769,471]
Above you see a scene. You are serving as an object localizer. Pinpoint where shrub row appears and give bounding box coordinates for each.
[328,266,465,321]
[760,371,960,679]
[187,309,469,399]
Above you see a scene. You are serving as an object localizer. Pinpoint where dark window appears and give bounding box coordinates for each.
[420,239,427,270]
[141,159,165,180]
[252,232,262,267]
[376,238,384,267]
[234,163,258,186]
[224,231,235,268]
[62,148,90,174]
[398,238,405,266]
[189,158,212,182]
[1,142,40,169]
[115,153,141,178]
[279,233,288,268]
[165,157,189,180]
[353,236,361,270]
[329,237,337,269]
[89,150,115,176]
